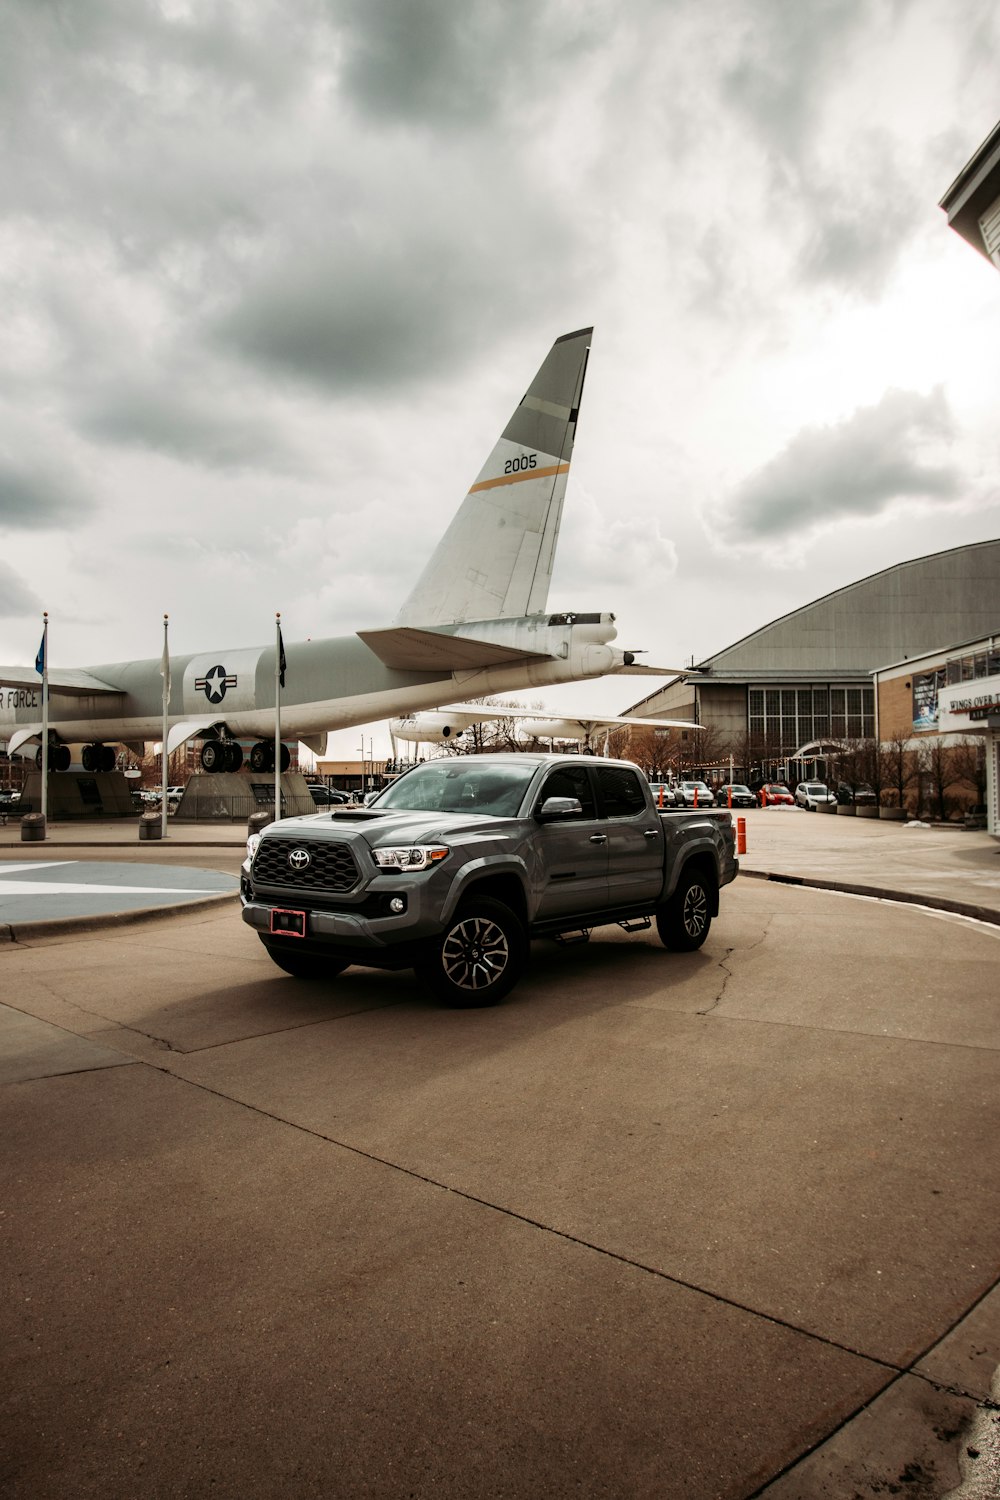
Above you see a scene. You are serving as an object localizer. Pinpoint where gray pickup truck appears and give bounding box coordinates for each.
[241,754,738,1006]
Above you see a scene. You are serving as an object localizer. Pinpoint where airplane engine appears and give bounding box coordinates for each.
[389,714,470,744]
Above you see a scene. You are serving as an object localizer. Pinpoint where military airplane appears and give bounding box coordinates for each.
[389,703,697,754]
[0,327,684,776]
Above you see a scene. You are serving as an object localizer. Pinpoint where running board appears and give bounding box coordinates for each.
[552,929,591,946]
[618,917,651,933]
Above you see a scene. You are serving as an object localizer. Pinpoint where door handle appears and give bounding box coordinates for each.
[643,829,660,838]
[589,833,608,844]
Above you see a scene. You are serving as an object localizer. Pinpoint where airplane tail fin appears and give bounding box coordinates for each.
[395,327,592,628]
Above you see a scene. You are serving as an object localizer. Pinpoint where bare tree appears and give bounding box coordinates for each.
[856,736,890,805]
[883,732,916,810]
[950,737,988,809]
[440,697,529,756]
[918,738,960,820]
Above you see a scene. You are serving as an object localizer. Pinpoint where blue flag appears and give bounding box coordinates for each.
[278,622,286,688]
[35,633,45,675]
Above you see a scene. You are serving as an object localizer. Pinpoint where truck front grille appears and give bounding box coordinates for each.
[253,838,360,893]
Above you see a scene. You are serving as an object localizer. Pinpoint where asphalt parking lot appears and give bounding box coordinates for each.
[2,810,999,1498]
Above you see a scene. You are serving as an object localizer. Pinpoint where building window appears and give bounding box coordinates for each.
[744,682,876,748]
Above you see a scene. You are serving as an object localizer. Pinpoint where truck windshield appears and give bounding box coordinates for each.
[372,761,536,817]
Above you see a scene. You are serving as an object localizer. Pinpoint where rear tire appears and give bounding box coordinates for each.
[656,867,713,951]
[416,898,526,1007]
[261,942,349,980]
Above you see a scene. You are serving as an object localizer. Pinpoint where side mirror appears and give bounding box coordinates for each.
[536,795,584,822]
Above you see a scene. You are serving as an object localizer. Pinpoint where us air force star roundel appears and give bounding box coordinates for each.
[195,664,238,704]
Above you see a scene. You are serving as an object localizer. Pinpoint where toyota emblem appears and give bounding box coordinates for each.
[288,848,311,870]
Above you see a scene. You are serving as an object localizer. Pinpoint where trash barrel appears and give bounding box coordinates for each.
[20,813,46,842]
[248,810,273,837]
[138,813,163,841]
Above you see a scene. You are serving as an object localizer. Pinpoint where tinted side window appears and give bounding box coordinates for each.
[596,765,646,817]
[538,765,596,818]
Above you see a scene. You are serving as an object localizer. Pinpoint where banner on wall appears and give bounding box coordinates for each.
[912,668,946,730]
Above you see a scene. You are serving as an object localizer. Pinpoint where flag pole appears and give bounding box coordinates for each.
[274,612,282,822]
[40,611,49,825]
[160,614,170,840]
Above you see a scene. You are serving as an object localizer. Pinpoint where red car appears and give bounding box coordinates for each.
[760,783,794,806]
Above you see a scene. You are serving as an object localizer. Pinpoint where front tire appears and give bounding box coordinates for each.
[657,868,714,951]
[261,942,349,980]
[417,898,526,1007]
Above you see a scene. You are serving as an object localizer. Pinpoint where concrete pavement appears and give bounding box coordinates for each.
[2,808,999,1497]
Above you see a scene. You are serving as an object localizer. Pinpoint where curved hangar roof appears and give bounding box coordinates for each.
[640,539,1000,704]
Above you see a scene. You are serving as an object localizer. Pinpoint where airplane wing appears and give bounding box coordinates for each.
[612,663,697,676]
[357,628,551,672]
[0,665,122,695]
[439,703,698,729]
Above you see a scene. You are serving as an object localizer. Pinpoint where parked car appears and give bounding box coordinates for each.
[714,783,755,808]
[166,785,185,807]
[836,782,877,806]
[648,781,681,808]
[308,784,350,807]
[794,781,836,811]
[760,783,794,806]
[677,779,715,807]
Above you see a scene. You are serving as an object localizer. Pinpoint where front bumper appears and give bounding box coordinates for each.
[242,897,396,950]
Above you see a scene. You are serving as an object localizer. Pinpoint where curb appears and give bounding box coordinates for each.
[739,867,1000,928]
[0,889,240,943]
[0,840,244,850]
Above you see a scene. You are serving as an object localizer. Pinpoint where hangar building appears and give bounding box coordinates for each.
[627,539,1000,784]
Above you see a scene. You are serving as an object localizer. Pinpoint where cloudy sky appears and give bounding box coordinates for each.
[3,0,1000,756]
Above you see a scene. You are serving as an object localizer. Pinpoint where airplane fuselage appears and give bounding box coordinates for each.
[0,616,628,753]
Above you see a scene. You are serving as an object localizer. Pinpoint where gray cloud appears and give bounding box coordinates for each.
[212,177,576,392]
[723,388,959,541]
[0,447,95,531]
[333,0,602,128]
[76,371,303,473]
[723,3,929,296]
[0,560,41,616]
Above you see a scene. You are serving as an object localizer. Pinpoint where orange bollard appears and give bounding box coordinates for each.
[737,817,746,854]
[727,786,732,809]
[693,787,699,807]
[658,784,664,808]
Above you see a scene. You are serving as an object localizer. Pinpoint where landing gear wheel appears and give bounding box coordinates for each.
[200,741,224,773]
[261,942,349,980]
[82,743,117,773]
[250,742,272,773]
[416,898,526,1007]
[219,741,243,772]
[656,868,714,951]
[279,743,290,772]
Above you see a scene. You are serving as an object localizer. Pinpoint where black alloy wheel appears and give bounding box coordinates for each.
[656,867,713,951]
[417,898,526,1007]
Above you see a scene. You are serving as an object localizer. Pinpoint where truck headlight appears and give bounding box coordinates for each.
[371,845,449,870]
[246,832,261,861]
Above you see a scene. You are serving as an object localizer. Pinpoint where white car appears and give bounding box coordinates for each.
[677,779,715,807]
[794,781,836,811]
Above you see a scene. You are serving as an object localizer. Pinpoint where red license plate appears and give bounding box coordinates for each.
[270,908,306,938]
